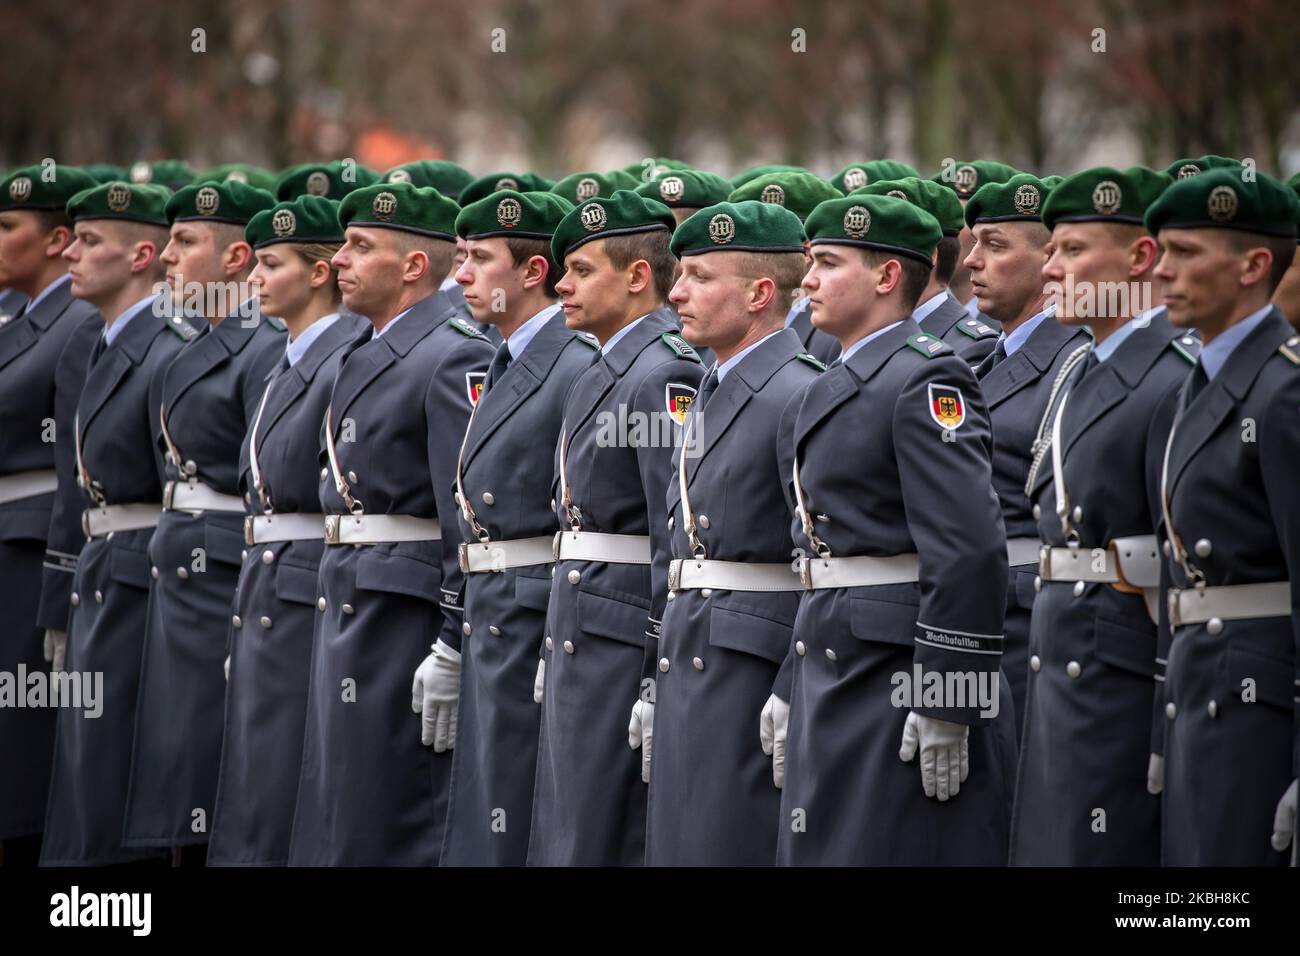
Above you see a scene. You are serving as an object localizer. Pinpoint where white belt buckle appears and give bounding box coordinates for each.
[324,514,342,545]
[667,558,682,592]
[796,556,814,590]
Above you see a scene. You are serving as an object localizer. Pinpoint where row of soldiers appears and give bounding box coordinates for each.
[0,152,1297,867]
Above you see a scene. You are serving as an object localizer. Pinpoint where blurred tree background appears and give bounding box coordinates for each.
[2,0,1297,178]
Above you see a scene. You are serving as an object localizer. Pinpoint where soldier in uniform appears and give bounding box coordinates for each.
[966,173,1091,737]
[288,182,493,865]
[776,194,1015,865]
[41,182,191,865]
[645,200,821,865]
[931,159,1018,322]
[122,180,282,862]
[1271,172,1300,328]
[437,189,589,866]
[1010,166,1193,866]
[0,165,101,865]
[634,169,733,226]
[207,196,363,866]
[728,172,844,366]
[0,286,28,320]
[854,176,999,364]
[528,190,704,865]
[1144,169,1300,865]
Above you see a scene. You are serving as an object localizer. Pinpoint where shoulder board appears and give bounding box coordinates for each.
[573,330,600,350]
[794,352,828,372]
[265,315,287,333]
[1279,334,1300,367]
[906,333,952,359]
[661,332,703,363]
[1170,333,1201,364]
[449,316,487,338]
[165,313,199,341]
[955,318,998,340]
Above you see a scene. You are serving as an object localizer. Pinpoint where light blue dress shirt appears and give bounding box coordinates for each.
[839,319,905,364]
[1200,304,1273,380]
[104,294,159,346]
[285,312,341,367]
[508,303,562,361]
[601,315,646,356]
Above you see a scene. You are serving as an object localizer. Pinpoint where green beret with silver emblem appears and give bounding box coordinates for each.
[129,159,198,190]
[1289,172,1300,243]
[1163,155,1243,182]
[199,163,278,193]
[729,164,810,189]
[382,160,474,199]
[830,160,920,194]
[635,169,734,209]
[965,173,1054,227]
[852,176,964,236]
[550,170,641,206]
[66,181,172,226]
[930,159,1020,201]
[623,157,693,182]
[1041,166,1173,229]
[805,194,942,266]
[82,164,129,185]
[166,180,275,226]
[551,189,675,262]
[246,195,344,249]
[0,165,99,212]
[727,171,843,222]
[460,172,556,207]
[455,189,574,241]
[276,161,380,201]
[670,200,806,258]
[338,182,460,240]
[1144,168,1299,240]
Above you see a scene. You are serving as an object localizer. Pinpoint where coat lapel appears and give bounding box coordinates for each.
[795,320,912,449]
[978,314,1080,409]
[78,300,161,436]
[0,277,76,372]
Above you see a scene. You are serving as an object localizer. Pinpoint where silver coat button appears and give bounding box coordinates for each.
[1162,539,1172,557]
[151,566,159,579]
[1032,504,1041,520]
[482,492,495,506]
[348,471,357,484]
[795,641,806,656]
[320,468,329,481]
[262,549,274,565]
[1034,575,1042,592]
[1071,505,1083,523]
[342,603,354,615]
[1030,654,1041,672]
[1066,660,1081,679]
[1073,580,1085,597]
[545,636,553,650]
[184,460,197,476]
[666,590,675,601]
[698,514,709,529]
[489,625,501,636]
[317,597,326,611]
[1206,617,1223,635]
[1194,538,1212,558]
[563,640,574,654]
[667,515,674,530]
[567,570,581,585]
[462,621,472,636]
[94,590,103,604]
[177,566,189,579]
[260,616,272,628]
[692,657,704,670]
[825,648,837,662]
[658,657,670,672]
[241,549,248,561]
[232,615,242,628]
[701,588,712,597]
[550,498,556,511]
[70,593,80,607]
[1165,701,1177,720]
[1208,700,1218,718]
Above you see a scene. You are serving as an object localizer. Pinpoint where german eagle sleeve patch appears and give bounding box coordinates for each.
[665,382,697,424]
[928,383,966,430]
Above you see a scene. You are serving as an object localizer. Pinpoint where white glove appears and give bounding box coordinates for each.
[899,711,969,801]
[628,699,654,784]
[411,639,461,752]
[533,658,545,704]
[1270,778,1298,856]
[759,693,790,789]
[43,629,67,673]
[223,654,230,681]
[1147,753,1164,795]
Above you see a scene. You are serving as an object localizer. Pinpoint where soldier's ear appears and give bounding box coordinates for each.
[627,258,653,295]
[521,254,549,291]
[1129,234,1159,278]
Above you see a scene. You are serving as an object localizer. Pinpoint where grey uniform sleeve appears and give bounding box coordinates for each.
[770,387,806,703]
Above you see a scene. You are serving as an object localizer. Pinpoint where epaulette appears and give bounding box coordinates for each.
[1279,334,1300,367]
[265,315,287,333]
[449,315,487,338]
[794,352,828,372]
[906,333,952,359]
[573,330,600,350]
[955,318,998,340]
[1171,332,1201,365]
[661,331,703,363]
[164,312,199,341]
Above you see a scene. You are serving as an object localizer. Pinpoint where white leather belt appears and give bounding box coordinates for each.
[82,503,162,538]
[794,553,920,590]
[0,469,58,505]
[552,531,651,565]
[1168,581,1291,627]
[1006,537,1042,567]
[245,513,327,545]
[324,513,441,546]
[163,480,244,513]
[1038,535,1161,588]
[668,558,803,592]
[459,536,555,573]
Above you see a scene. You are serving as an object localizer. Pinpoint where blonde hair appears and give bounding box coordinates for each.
[291,241,343,302]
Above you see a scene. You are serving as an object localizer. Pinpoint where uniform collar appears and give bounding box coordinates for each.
[715,328,784,382]
[785,295,811,327]
[508,302,562,361]
[1091,309,1150,363]
[1001,304,1054,357]
[601,313,647,355]
[371,303,414,339]
[286,312,341,367]
[104,293,159,346]
[839,319,905,365]
[911,290,948,325]
[27,272,71,313]
[1199,303,1273,380]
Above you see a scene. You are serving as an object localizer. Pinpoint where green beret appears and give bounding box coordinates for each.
[852,176,964,236]
[830,160,920,194]
[670,200,805,258]
[727,172,843,222]
[275,161,380,201]
[455,189,574,241]
[1290,172,1300,242]
[129,159,197,190]
[1144,168,1299,240]
[1164,155,1243,182]
[805,194,941,266]
[460,172,555,207]
[623,157,693,183]
[82,164,129,185]
[634,169,733,209]
[550,170,641,206]
[166,180,275,226]
[729,164,811,189]
[66,181,171,226]
[965,173,1054,227]
[1041,166,1173,229]
[338,182,459,240]
[382,160,474,199]
[199,163,278,192]
[930,160,1020,200]
[1040,175,1065,190]
[246,195,344,249]
[551,190,675,262]
[0,165,99,212]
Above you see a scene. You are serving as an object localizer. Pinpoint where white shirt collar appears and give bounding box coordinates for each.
[715,328,784,382]
[784,295,810,328]
[439,275,459,292]
[839,319,905,365]
[104,293,160,346]
[911,290,948,325]
[1092,308,1158,364]
[508,303,562,361]
[371,304,414,340]
[27,272,71,314]
[601,315,647,356]
[285,312,341,367]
